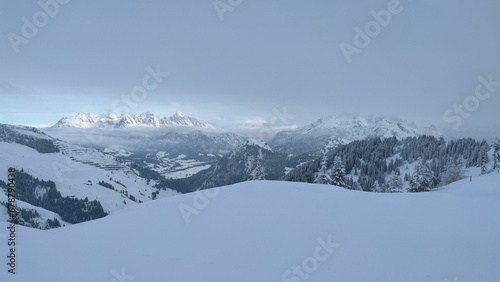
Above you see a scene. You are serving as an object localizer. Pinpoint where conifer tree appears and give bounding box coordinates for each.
[481,162,489,175]
[493,138,500,170]
[441,159,464,185]
[408,158,435,192]
[331,156,347,187]
[388,171,403,192]
[314,155,332,184]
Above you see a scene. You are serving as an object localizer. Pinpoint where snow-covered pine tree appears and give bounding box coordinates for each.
[407,158,435,192]
[481,162,489,175]
[346,177,355,189]
[493,138,500,170]
[252,163,265,180]
[408,175,418,192]
[351,180,361,191]
[374,180,386,193]
[420,159,435,191]
[388,171,403,192]
[477,140,489,167]
[314,155,332,184]
[331,156,347,188]
[404,172,410,181]
[440,159,464,185]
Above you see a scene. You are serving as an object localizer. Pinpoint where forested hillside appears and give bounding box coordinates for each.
[0,169,107,227]
[0,124,59,153]
[285,136,494,192]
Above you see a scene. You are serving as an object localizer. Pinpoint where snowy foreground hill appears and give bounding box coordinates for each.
[1,175,499,281]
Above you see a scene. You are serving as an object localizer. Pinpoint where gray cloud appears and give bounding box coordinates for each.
[0,0,499,136]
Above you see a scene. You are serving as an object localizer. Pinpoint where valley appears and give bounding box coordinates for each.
[0,112,497,231]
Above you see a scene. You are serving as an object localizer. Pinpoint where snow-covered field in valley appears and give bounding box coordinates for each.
[1,173,499,282]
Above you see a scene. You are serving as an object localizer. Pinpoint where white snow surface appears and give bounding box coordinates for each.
[1,174,499,281]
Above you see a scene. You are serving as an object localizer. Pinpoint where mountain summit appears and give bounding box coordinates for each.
[52,112,214,129]
[270,113,443,154]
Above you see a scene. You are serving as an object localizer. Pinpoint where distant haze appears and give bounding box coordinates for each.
[1,0,499,137]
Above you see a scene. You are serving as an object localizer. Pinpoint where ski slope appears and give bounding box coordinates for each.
[0,174,499,281]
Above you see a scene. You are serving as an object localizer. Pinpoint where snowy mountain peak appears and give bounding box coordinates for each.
[173,112,184,118]
[270,113,443,154]
[138,111,155,118]
[52,112,214,129]
[244,139,273,151]
[307,113,440,138]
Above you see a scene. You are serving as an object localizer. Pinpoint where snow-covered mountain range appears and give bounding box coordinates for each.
[52,112,214,129]
[0,112,471,230]
[270,113,443,154]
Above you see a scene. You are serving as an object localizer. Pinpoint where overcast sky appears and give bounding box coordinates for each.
[1,0,499,135]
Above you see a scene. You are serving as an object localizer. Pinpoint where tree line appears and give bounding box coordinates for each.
[0,169,107,224]
[285,136,493,192]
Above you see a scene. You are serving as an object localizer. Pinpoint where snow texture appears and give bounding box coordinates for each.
[1,174,499,281]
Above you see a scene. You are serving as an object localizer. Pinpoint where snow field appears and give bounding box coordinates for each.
[0,174,498,281]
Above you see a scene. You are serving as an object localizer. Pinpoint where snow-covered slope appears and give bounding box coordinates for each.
[52,112,214,129]
[1,175,498,281]
[270,113,443,154]
[0,192,70,229]
[0,124,179,227]
[0,141,176,213]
